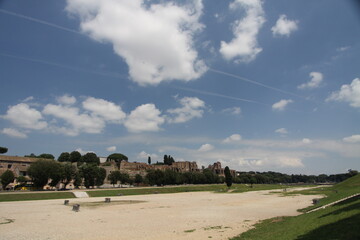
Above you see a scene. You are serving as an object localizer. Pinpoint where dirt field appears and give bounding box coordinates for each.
[0,189,321,240]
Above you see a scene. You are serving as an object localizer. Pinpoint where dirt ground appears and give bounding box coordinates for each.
[0,189,321,240]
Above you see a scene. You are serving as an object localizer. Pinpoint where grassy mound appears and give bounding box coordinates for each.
[231,174,360,240]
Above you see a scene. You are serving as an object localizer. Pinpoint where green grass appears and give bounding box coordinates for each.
[230,174,360,240]
[0,192,76,202]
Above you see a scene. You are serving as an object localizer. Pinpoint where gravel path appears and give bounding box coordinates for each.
[0,189,321,240]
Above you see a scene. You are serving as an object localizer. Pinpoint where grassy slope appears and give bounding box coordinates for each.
[0,192,75,202]
[231,174,360,240]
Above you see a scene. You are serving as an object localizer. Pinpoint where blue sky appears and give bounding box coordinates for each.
[1,0,359,174]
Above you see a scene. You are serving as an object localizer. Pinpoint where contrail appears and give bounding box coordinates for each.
[172,86,270,107]
[209,68,305,99]
[0,9,82,35]
[173,86,309,113]
[0,53,125,79]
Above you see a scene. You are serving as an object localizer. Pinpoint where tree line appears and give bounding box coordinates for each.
[234,170,358,184]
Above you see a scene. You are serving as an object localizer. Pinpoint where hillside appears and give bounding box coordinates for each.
[231,174,360,240]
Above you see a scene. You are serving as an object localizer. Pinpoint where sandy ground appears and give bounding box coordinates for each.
[0,189,321,240]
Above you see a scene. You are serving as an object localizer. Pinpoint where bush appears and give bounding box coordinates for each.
[1,170,15,189]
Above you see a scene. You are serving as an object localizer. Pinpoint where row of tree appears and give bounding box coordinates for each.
[234,170,358,184]
[26,159,106,189]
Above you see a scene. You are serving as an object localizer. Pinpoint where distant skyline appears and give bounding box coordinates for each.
[0,0,359,174]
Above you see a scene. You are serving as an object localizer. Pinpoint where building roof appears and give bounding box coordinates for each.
[0,155,40,163]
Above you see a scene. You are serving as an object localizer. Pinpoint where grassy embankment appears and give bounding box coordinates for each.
[0,183,298,201]
[231,174,360,240]
[0,192,75,202]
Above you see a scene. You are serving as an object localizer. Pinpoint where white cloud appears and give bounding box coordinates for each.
[326,78,360,108]
[82,97,126,123]
[43,104,105,135]
[1,128,27,139]
[302,138,312,144]
[167,97,205,123]
[298,72,323,90]
[106,146,117,152]
[2,103,47,130]
[57,94,76,105]
[272,99,293,111]
[271,14,298,37]
[222,107,241,115]
[223,134,242,143]
[137,151,159,161]
[219,0,265,63]
[198,143,214,152]
[75,148,94,155]
[275,128,288,135]
[124,104,165,132]
[66,0,207,86]
[343,135,360,143]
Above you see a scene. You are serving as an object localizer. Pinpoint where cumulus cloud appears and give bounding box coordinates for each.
[124,104,165,132]
[198,143,214,152]
[82,97,126,123]
[1,128,27,139]
[343,135,360,143]
[298,72,323,90]
[326,78,360,108]
[2,103,47,130]
[275,128,288,135]
[57,94,76,105]
[106,146,117,152]
[219,0,265,63]
[223,134,242,143]
[271,14,298,37]
[66,0,207,85]
[167,97,205,123]
[272,99,293,111]
[43,104,105,136]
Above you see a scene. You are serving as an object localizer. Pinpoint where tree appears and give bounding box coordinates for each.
[1,170,15,189]
[58,152,70,162]
[148,156,151,165]
[96,168,107,187]
[134,174,143,186]
[146,169,164,186]
[224,166,233,188]
[119,172,130,185]
[28,159,61,189]
[164,155,175,165]
[82,152,100,165]
[25,153,37,158]
[0,147,8,154]
[73,172,82,188]
[79,164,98,188]
[61,163,77,189]
[107,153,128,162]
[38,153,55,159]
[70,151,81,163]
[108,171,121,186]
[79,164,105,188]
